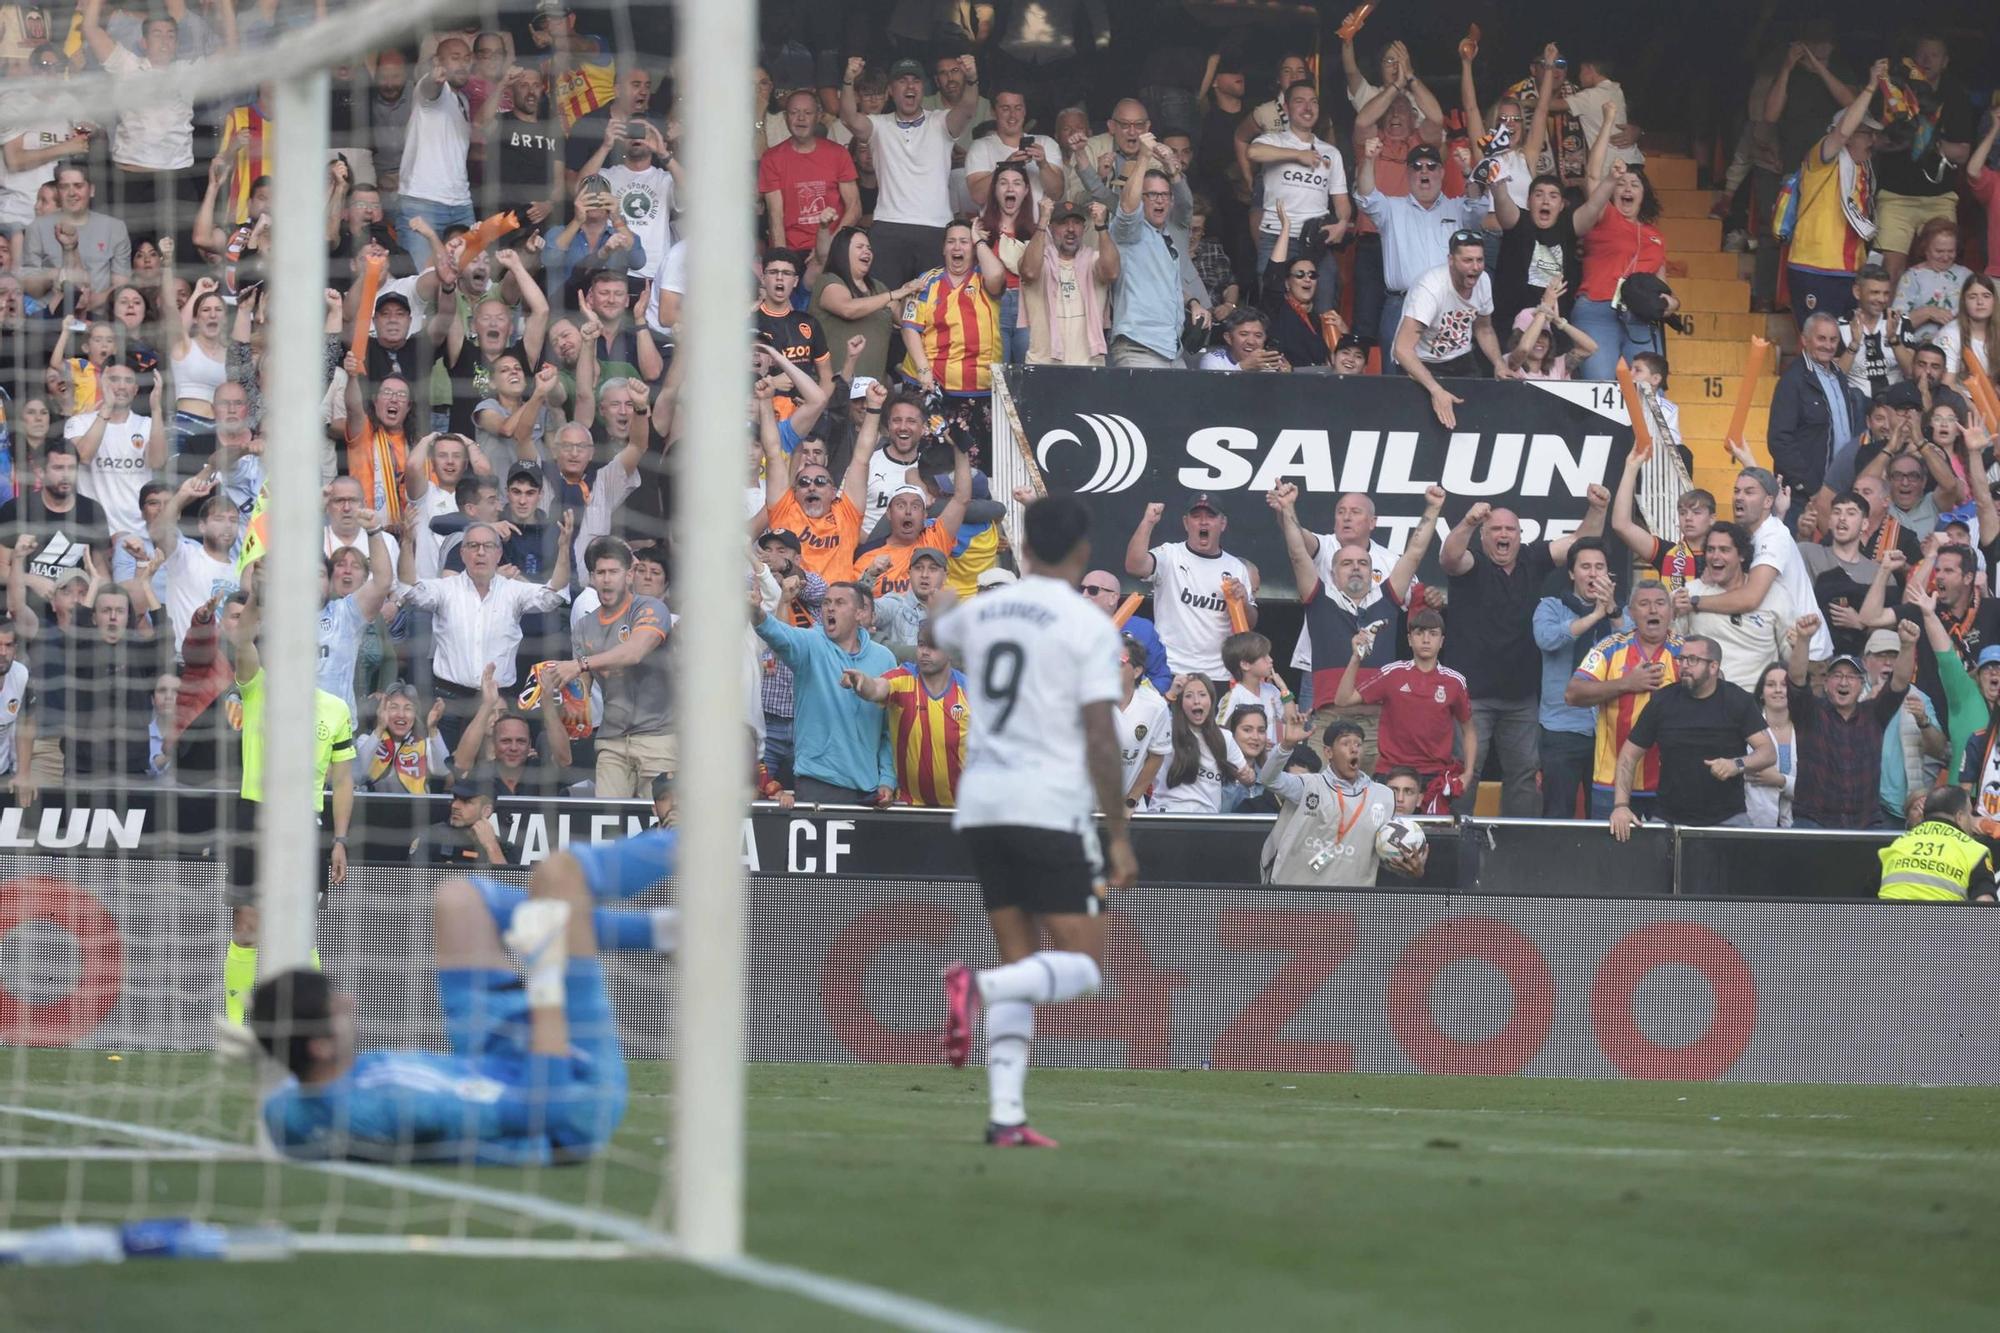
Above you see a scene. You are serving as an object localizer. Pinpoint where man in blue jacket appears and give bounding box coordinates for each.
[1767,313,1868,527]
[753,579,897,804]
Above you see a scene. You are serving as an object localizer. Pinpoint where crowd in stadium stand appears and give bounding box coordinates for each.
[0,2,1993,874]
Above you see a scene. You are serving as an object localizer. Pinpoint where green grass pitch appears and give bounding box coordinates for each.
[4,1057,1999,1331]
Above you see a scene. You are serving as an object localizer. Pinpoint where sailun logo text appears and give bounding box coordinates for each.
[1035,414,1147,494]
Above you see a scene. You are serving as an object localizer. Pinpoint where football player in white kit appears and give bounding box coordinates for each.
[933,494,1139,1148]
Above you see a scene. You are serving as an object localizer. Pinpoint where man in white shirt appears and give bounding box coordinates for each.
[1675,520,1792,688]
[1247,80,1352,308]
[1568,58,1643,168]
[837,53,984,289]
[965,86,1063,208]
[0,61,91,230]
[577,116,679,266]
[397,34,476,273]
[1395,233,1512,428]
[394,512,574,749]
[1690,468,1832,663]
[934,493,1137,1148]
[1113,634,1172,810]
[1124,494,1259,681]
[403,432,473,580]
[78,0,233,211]
[151,469,240,652]
[65,364,164,539]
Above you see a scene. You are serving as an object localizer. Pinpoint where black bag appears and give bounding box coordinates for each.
[1616,272,1690,333]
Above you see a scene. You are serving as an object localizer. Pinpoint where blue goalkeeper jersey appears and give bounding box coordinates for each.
[262,1049,615,1166]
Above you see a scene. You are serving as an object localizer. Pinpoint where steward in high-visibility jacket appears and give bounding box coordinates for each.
[1879,794,1997,901]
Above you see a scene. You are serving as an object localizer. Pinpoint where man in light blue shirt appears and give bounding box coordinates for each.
[1107,136,1208,367]
[1354,139,1490,371]
[1532,538,1628,818]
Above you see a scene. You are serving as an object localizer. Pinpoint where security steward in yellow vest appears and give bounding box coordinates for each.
[1878,787,1997,902]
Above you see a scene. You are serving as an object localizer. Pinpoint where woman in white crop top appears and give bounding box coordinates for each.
[168,277,230,456]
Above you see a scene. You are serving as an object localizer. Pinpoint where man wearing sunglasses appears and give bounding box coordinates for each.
[1605,633,1777,842]
[1108,134,1209,368]
[1356,138,1491,370]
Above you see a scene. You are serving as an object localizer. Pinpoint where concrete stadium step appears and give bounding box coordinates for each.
[1679,403,1772,440]
[1645,156,1699,191]
[1669,252,1748,282]
[1657,187,1717,219]
[1673,311,1767,340]
[1672,278,1749,314]
[1664,336,1753,375]
[1659,216,1721,252]
[1679,372,1776,409]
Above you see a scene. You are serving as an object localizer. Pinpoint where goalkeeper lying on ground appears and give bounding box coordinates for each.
[249,829,679,1164]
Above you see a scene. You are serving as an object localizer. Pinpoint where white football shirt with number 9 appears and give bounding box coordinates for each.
[933,574,1122,833]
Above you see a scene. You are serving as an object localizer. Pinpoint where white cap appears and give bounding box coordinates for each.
[976,567,1019,590]
[849,375,878,400]
[887,483,929,503]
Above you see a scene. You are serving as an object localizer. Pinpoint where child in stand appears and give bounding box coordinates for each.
[1221,630,1296,739]
[1631,351,1693,476]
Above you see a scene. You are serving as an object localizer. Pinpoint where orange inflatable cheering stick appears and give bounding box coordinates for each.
[1336,4,1376,42]
[453,210,520,266]
[1614,358,1653,460]
[348,252,385,372]
[1112,593,1144,628]
[1458,24,1482,63]
[1723,336,1772,459]
[1221,574,1252,634]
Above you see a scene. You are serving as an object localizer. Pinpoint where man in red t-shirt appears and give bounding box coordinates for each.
[758,89,861,252]
[1336,607,1476,803]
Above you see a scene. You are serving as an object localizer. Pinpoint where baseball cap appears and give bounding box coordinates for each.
[1883,381,1925,411]
[849,375,879,400]
[976,567,1018,590]
[756,527,803,552]
[1407,143,1444,168]
[887,57,926,82]
[651,771,676,801]
[1335,333,1367,353]
[1825,653,1866,675]
[1049,201,1088,225]
[908,547,948,568]
[1864,629,1902,655]
[374,290,411,313]
[506,461,542,486]
[1185,493,1220,515]
[887,483,929,504]
[535,1,571,18]
[1978,646,2000,670]
[449,776,494,803]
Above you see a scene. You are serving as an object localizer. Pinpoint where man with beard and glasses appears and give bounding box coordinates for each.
[1604,633,1775,840]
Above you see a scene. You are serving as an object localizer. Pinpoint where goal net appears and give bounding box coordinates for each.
[0,0,751,1261]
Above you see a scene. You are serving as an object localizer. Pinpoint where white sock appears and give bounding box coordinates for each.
[977,951,1102,1006]
[984,999,1033,1126]
[650,907,680,954]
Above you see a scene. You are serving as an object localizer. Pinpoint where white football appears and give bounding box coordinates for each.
[1375,815,1426,862]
